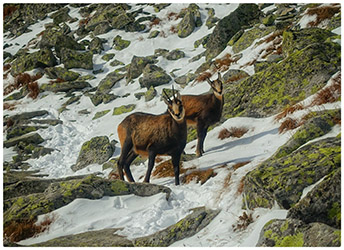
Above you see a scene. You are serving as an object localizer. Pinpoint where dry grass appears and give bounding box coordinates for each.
[4,102,18,111]
[225,74,247,84]
[4,64,11,72]
[6,118,15,128]
[195,71,212,83]
[79,15,91,27]
[218,127,249,140]
[159,30,167,38]
[4,72,42,98]
[214,54,239,72]
[4,214,56,243]
[152,160,187,178]
[233,211,254,232]
[278,117,299,134]
[310,73,341,106]
[275,103,305,121]
[263,29,284,43]
[233,161,251,171]
[149,17,161,28]
[307,5,340,27]
[182,168,217,185]
[167,12,179,20]
[49,77,65,84]
[28,81,40,99]
[169,25,177,34]
[108,169,120,180]
[237,177,245,195]
[4,5,18,19]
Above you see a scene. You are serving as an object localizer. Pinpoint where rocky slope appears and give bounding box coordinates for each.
[3,3,341,247]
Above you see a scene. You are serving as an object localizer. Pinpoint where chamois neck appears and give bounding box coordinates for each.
[213,91,223,102]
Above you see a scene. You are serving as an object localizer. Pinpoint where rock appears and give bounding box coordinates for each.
[60,48,93,70]
[110,59,125,67]
[11,48,57,76]
[126,56,158,83]
[282,28,336,57]
[5,110,48,123]
[39,24,67,49]
[174,73,196,85]
[232,25,276,53]
[20,119,62,126]
[31,228,134,247]
[177,4,202,38]
[144,86,157,101]
[6,125,46,140]
[153,3,170,12]
[113,35,131,50]
[40,81,91,93]
[205,4,261,60]
[139,64,171,88]
[50,7,72,25]
[243,137,340,209]
[223,69,249,83]
[165,49,185,60]
[223,41,340,118]
[148,30,160,39]
[111,12,135,30]
[288,169,341,229]
[44,66,80,81]
[257,218,340,247]
[72,136,115,171]
[4,174,172,232]
[262,14,276,26]
[273,109,340,158]
[154,48,169,57]
[194,34,210,48]
[206,8,219,29]
[4,132,44,148]
[134,207,220,246]
[101,53,115,61]
[89,37,104,54]
[54,35,85,58]
[92,110,111,120]
[94,21,112,35]
[113,104,136,115]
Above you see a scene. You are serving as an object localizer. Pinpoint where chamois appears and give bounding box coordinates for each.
[181,72,224,157]
[117,87,187,185]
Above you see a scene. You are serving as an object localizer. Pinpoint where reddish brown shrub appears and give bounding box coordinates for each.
[152,160,186,178]
[167,12,179,20]
[237,177,245,195]
[4,5,18,19]
[108,169,120,180]
[278,117,299,134]
[310,74,341,106]
[263,29,284,43]
[28,81,40,99]
[214,54,239,72]
[149,17,161,28]
[218,127,249,140]
[225,74,247,84]
[4,103,17,111]
[6,118,15,128]
[4,215,55,243]
[3,64,11,72]
[169,25,177,33]
[307,5,340,27]
[195,71,212,83]
[182,168,217,185]
[233,161,251,171]
[233,211,254,231]
[275,103,305,121]
[49,77,65,84]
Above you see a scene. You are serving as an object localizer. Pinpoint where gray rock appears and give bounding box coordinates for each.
[165,49,185,60]
[257,218,340,247]
[6,110,48,122]
[174,73,196,85]
[288,169,341,229]
[54,35,85,58]
[223,69,249,83]
[134,207,220,246]
[94,21,112,35]
[148,30,160,39]
[44,66,80,81]
[60,48,93,70]
[40,81,91,93]
[72,136,115,171]
[50,7,72,25]
[4,133,44,148]
[139,64,172,88]
[126,56,158,83]
[89,37,104,54]
[113,35,131,50]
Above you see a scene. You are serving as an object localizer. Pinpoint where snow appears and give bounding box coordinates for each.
[3,3,341,247]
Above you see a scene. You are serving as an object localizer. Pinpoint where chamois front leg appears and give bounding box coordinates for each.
[143,151,157,183]
[171,153,182,185]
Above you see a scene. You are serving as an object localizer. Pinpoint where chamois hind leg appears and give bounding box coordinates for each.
[143,151,157,183]
[171,153,181,185]
[196,123,208,157]
[118,137,133,181]
[123,149,138,182]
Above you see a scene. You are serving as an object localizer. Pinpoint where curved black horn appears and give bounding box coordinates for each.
[163,89,172,103]
[172,85,176,100]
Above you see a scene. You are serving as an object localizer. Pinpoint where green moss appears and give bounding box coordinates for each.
[101,53,115,61]
[113,35,131,51]
[113,104,136,115]
[110,180,129,194]
[276,233,304,247]
[328,202,341,223]
[332,231,341,245]
[92,110,110,120]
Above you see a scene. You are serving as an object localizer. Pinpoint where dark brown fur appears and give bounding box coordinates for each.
[181,73,224,156]
[117,90,186,185]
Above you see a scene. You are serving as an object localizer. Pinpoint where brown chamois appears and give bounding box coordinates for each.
[117,87,187,185]
[181,72,224,157]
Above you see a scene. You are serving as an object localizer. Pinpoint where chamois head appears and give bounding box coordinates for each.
[206,72,223,99]
[163,86,185,123]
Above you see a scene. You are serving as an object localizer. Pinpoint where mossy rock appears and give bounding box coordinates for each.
[92,110,110,120]
[44,66,80,81]
[113,104,136,115]
[153,3,170,12]
[134,207,220,246]
[126,56,158,83]
[6,125,46,140]
[177,7,195,38]
[288,169,341,229]
[232,25,275,54]
[101,53,115,62]
[257,218,340,247]
[89,37,104,54]
[148,30,160,39]
[50,7,72,25]
[11,48,57,76]
[205,4,261,60]
[5,110,48,122]
[55,35,85,58]
[59,48,93,70]
[273,109,340,159]
[139,64,172,88]
[110,59,125,67]
[97,71,126,94]
[111,12,135,30]
[40,81,91,93]
[4,133,44,148]
[145,86,157,102]
[205,8,219,29]
[243,137,340,210]
[166,49,185,60]
[113,35,131,51]
[194,34,210,48]
[71,136,116,171]
[223,41,340,118]
[174,72,196,86]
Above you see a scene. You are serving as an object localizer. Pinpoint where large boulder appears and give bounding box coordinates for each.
[71,136,116,171]
[50,7,73,25]
[223,39,340,118]
[40,81,91,93]
[205,4,261,60]
[243,137,340,209]
[257,218,340,247]
[134,207,220,246]
[11,48,57,76]
[89,37,105,54]
[113,35,131,50]
[4,132,44,148]
[139,64,172,88]
[177,4,202,38]
[44,66,80,81]
[288,169,341,229]
[60,48,93,70]
[55,35,85,58]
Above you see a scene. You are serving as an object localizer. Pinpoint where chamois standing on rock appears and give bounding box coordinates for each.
[181,72,224,157]
[117,87,187,185]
